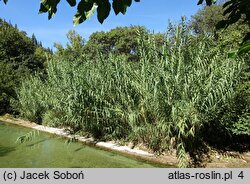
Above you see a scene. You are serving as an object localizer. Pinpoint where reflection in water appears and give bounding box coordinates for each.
[0,145,15,157]
[74,147,84,152]
[26,139,47,147]
[0,121,165,168]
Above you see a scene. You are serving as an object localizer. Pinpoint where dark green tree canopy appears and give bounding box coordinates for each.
[84,26,146,60]
[0,19,35,62]
[190,4,224,35]
[190,3,249,53]
[198,0,250,53]
[1,0,249,53]
[0,19,48,114]
[54,26,165,62]
[217,0,250,53]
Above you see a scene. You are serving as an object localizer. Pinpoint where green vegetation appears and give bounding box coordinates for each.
[0,3,249,167]
[2,0,249,51]
[190,3,250,138]
[54,26,163,62]
[0,19,50,114]
[1,0,140,25]
[215,0,250,54]
[17,20,249,167]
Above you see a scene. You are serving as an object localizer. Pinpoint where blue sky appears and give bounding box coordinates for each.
[0,0,202,49]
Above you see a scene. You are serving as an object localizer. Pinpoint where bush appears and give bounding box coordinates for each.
[0,19,46,114]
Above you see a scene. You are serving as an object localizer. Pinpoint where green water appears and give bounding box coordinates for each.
[0,121,165,168]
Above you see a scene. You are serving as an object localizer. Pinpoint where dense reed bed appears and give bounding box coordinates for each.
[17,26,244,167]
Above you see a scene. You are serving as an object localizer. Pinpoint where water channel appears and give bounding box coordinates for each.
[0,121,167,168]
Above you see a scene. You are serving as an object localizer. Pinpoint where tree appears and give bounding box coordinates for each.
[53,26,164,62]
[2,0,249,53]
[190,4,224,35]
[66,30,85,52]
[219,0,250,54]
[190,3,249,52]
[198,0,250,54]
[1,0,140,25]
[0,19,47,114]
[0,0,215,26]
[0,20,35,62]
[54,30,86,61]
[83,26,148,61]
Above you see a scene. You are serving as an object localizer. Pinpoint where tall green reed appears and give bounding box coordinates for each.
[17,22,243,167]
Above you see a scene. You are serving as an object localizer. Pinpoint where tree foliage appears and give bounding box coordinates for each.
[83,26,150,61]
[0,19,48,114]
[2,0,249,53]
[1,0,140,25]
[53,26,165,62]
[198,0,250,54]
[54,30,86,61]
[190,3,249,52]
[217,0,250,54]
[191,4,224,35]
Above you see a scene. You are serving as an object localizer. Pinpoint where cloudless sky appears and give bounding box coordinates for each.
[0,0,202,49]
